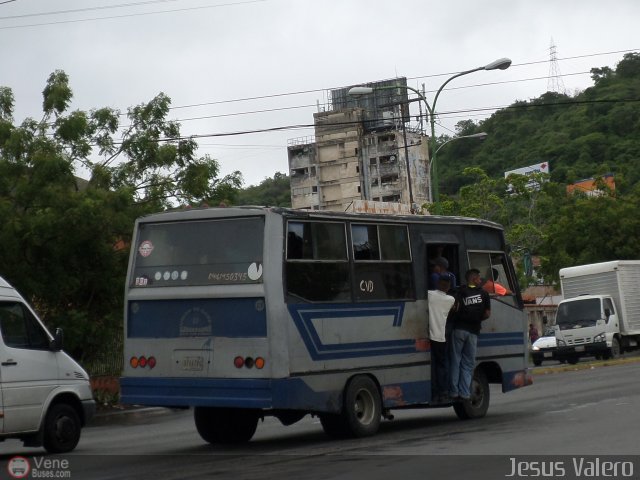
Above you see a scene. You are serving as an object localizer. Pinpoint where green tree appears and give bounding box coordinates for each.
[235,172,291,207]
[0,72,241,361]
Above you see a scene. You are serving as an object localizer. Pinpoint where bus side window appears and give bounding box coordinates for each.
[352,223,414,301]
[285,221,350,302]
[468,251,517,305]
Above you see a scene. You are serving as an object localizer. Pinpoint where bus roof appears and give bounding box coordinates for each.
[136,206,504,231]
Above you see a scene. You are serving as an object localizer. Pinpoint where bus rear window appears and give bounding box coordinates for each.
[131,217,264,287]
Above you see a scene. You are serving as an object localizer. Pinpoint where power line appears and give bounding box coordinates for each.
[408,48,640,83]
[0,0,179,20]
[0,0,267,30]
[118,97,640,144]
[163,49,639,116]
[167,70,593,125]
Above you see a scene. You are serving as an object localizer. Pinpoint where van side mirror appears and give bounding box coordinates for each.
[604,308,611,319]
[50,328,64,352]
[542,315,548,325]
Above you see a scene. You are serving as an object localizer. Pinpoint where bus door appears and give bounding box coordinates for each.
[425,240,460,293]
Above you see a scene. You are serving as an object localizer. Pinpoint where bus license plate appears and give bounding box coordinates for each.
[181,356,204,371]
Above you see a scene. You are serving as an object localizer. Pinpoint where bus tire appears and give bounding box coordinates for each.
[194,407,258,444]
[342,375,381,437]
[453,369,489,420]
[42,403,82,453]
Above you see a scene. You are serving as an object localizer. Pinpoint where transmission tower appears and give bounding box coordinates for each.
[547,39,567,94]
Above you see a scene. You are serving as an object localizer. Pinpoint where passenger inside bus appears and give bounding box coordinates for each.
[482,268,512,296]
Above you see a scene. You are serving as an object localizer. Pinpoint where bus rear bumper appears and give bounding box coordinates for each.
[119,376,340,412]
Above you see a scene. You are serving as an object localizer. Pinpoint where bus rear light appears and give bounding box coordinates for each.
[233,356,266,369]
[130,355,156,369]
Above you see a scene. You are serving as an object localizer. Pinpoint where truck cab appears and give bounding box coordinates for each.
[554,294,621,363]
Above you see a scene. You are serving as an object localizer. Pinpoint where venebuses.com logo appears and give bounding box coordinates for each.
[6,455,71,478]
[7,456,30,479]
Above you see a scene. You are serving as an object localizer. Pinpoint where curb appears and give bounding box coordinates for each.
[531,354,640,375]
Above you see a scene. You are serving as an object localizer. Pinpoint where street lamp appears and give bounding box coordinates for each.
[348,57,511,214]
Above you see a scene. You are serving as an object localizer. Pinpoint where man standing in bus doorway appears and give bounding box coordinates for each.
[428,256,457,290]
[428,274,455,404]
[449,269,491,401]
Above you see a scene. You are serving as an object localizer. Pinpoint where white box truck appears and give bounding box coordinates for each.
[0,276,95,453]
[554,260,640,363]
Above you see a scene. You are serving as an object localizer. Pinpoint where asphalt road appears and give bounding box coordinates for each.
[2,358,639,479]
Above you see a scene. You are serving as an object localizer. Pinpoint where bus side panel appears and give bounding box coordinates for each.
[476,300,530,392]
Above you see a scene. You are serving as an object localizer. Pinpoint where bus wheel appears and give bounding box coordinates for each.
[342,375,381,437]
[453,369,490,420]
[42,403,82,453]
[194,407,258,444]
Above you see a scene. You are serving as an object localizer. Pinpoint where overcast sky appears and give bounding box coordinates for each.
[1,0,638,186]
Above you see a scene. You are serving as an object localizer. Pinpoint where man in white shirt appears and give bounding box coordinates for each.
[428,274,455,404]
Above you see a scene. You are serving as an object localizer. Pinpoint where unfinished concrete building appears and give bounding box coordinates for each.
[288,78,430,212]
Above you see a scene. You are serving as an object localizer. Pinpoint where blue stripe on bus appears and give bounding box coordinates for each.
[478,332,524,347]
[120,369,531,411]
[120,376,429,411]
[287,302,413,360]
[127,298,267,338]
[120,365,530,411]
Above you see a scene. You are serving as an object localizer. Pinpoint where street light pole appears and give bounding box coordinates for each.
[348,57,511,215]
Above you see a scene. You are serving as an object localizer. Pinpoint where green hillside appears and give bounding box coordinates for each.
[438,52,640,195]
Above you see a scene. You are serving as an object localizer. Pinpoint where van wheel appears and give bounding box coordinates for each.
[454,369,490,420]
[42,404,82,453]
[194,407,259,444]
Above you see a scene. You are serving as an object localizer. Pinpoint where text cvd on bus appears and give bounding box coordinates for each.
[120,206,532,443]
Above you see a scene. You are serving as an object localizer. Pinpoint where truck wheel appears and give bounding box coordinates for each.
[42,403,82,453]
[194,407,259,444]
[342,375,381,437]
[567,357,579,364]
[533,357,542,366]
[454,369,490,420]
[609,337,621,359]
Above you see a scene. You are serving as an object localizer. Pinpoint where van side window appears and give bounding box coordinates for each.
[0,302,49,350]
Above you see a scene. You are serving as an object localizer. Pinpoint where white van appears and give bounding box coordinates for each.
[0,276,95,453]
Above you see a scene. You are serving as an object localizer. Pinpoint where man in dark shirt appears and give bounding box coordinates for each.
[449,268,491,401]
